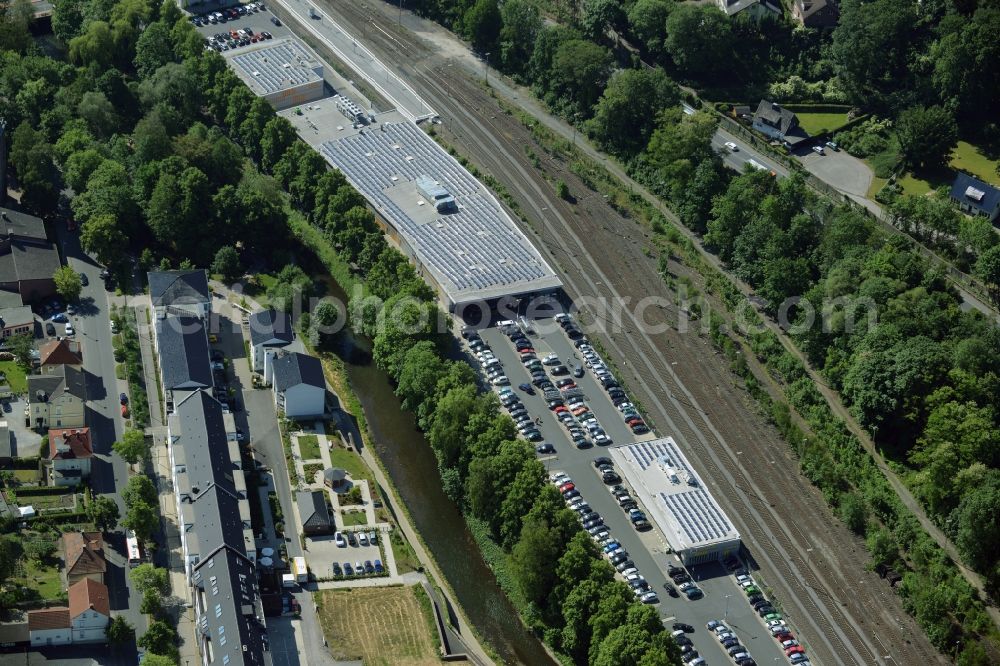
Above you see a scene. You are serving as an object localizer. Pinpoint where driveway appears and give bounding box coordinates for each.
[797,147,873,198]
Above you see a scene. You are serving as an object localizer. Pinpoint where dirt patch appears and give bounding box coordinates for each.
[315,585,440,665]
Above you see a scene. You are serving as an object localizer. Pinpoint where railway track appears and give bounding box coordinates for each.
[314,4,946,665]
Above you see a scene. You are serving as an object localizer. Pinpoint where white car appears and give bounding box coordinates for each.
[812,145,825,155]
[64,322,75,336]
[334,532,346,548]
[550,472,569,484]
[724,141,739,151]
[358,532,369,546]
[491,375,510,386]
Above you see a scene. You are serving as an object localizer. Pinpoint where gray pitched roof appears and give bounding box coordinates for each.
[272,352,325,392]
[721,0,782,15]
[173,391,237,498]
[191,547,271,666]
[248,310,293,349]
[0,208,48,242]
[156,315,213,390]
[188,484,248,559]
[795,0,839,26]
[754,100,798,134]
[950,172,1000,216]
[149,270,210,308]
[0,305,32,329]
[296,491,331,529]
[28,364,87,402]
[11,241,61,281]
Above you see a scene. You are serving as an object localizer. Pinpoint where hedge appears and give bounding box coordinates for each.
[10,457,41,470]
[16,486,74,497]
[24,511,87,525]
[782,103,854,113]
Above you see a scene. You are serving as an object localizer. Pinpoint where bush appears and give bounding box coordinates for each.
[556,180,570,200]
[834,117,894,158]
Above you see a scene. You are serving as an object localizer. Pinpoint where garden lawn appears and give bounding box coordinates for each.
[298,435,322,460]
[949,141,1000,184]
[12,559,63,602]
[0,360,28,394]
[328,447,374,483]
[341,511,368,527]
[795,111,851,136]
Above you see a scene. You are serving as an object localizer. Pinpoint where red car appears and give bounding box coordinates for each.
[785,646,804,657]
[121,404,130,418]
[774,632,793,642]
[558,482,575,493]
[553,405,568,414]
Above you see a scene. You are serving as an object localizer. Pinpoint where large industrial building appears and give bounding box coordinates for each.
[611,437,741,565]
[227,39,325,110]
[282,102,562,311]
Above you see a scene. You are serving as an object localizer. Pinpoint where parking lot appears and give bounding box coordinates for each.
[305,528,386,580]
[469,314,792,666]
[190,3,297,56]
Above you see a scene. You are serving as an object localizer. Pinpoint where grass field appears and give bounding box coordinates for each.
[389,530,421,575]
[0,360,28,394]
[315,585,440,665]
[13,469,39,484]
[297,434,322,460]
[794,111,851,136]
[341,510,368,527]
[328,446,374,483]
[950,141,1000,183]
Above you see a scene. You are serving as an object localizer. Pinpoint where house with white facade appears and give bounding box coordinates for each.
[49,427,93,487]
[68,578,110,643]
[272,352,325,419]
[248,309,293,384]
[28,608,71,647]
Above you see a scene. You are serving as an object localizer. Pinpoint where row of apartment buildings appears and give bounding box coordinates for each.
[148,270,271,666]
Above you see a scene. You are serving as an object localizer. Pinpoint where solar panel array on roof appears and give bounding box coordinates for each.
[231,39,321,95]
[318,121,561,306]
[659,488,734,544]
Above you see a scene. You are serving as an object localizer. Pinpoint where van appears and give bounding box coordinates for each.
[495,319,514,329]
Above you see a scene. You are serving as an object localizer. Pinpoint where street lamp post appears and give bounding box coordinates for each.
[483,52,491,84]
[724,594,731,622]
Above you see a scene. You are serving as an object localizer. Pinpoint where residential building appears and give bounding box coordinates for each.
[949,173,1000,223]
[792,0,839,28]
[149,269,211,319]
[27,608,71,647]
[62,532,106,586]
[0,208,60,305]
[155,313,213,414]
[248,309,293,384]
[39,339,83,370]
[0,305,33,338]
[297,490,332,535]
[717,0,781,18]
[49,427,92,486]
[67,579,110,643]
[272,352,325,419]
[752,100,811,148]
[27,364,87,429]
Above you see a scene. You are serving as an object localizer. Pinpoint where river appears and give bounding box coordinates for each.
[318,278,555,666]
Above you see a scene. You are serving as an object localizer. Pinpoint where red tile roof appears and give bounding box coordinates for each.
[62,532,106,577]
[38,339,82,366]
[68,578,110,618]
[27,608,70,631]
[49,427,92,460]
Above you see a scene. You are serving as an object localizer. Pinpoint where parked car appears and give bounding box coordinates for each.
[79,273,89,286]
[52,313,68,323]
[724,141,739,151]
[334,532,346,548]
[45,322,56,336]
[536,443,556,454]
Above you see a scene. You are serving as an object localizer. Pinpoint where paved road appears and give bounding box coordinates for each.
[55,225,145,641]
[475,321,789,666]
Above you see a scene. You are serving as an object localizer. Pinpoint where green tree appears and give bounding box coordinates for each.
[87,495,121,531]
[931,7,1000,125]
[627,0,674,57]
[123,502,159,544]
[837,492,868,535]
[134,21,175,78]
[510,513,562,605]
[588,68,679,155]
[68,20,115,68]
[498,0,540,75]
[52,0,86,42]
[113,429,149,466]
[140,588,163,615]
[0,535,25,584]
[77,90,119,137]
[260,117,297,172]
[80,214,128,267]
[664,5,733,82]
[549,39,612,116]
[138,620,178,660]
[895,106,957,170]
[130,563,170,595]
[106,616,135,644]
[123,475,158,507]
[976,244,1000,301]
[395,341,446,413]
[9,334,34,371]
[64,148,106,193]
[53,266,83,302]
[211,246,242,283]
[24,539,56,563]
[830,0,918,109]
[581,0,624,41]
[140,654,176,666]
[462,0,501,55]
[10,124,60,215]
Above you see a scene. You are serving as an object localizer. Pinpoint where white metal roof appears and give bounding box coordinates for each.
[229,38,322,96]
[611,437,740,555]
